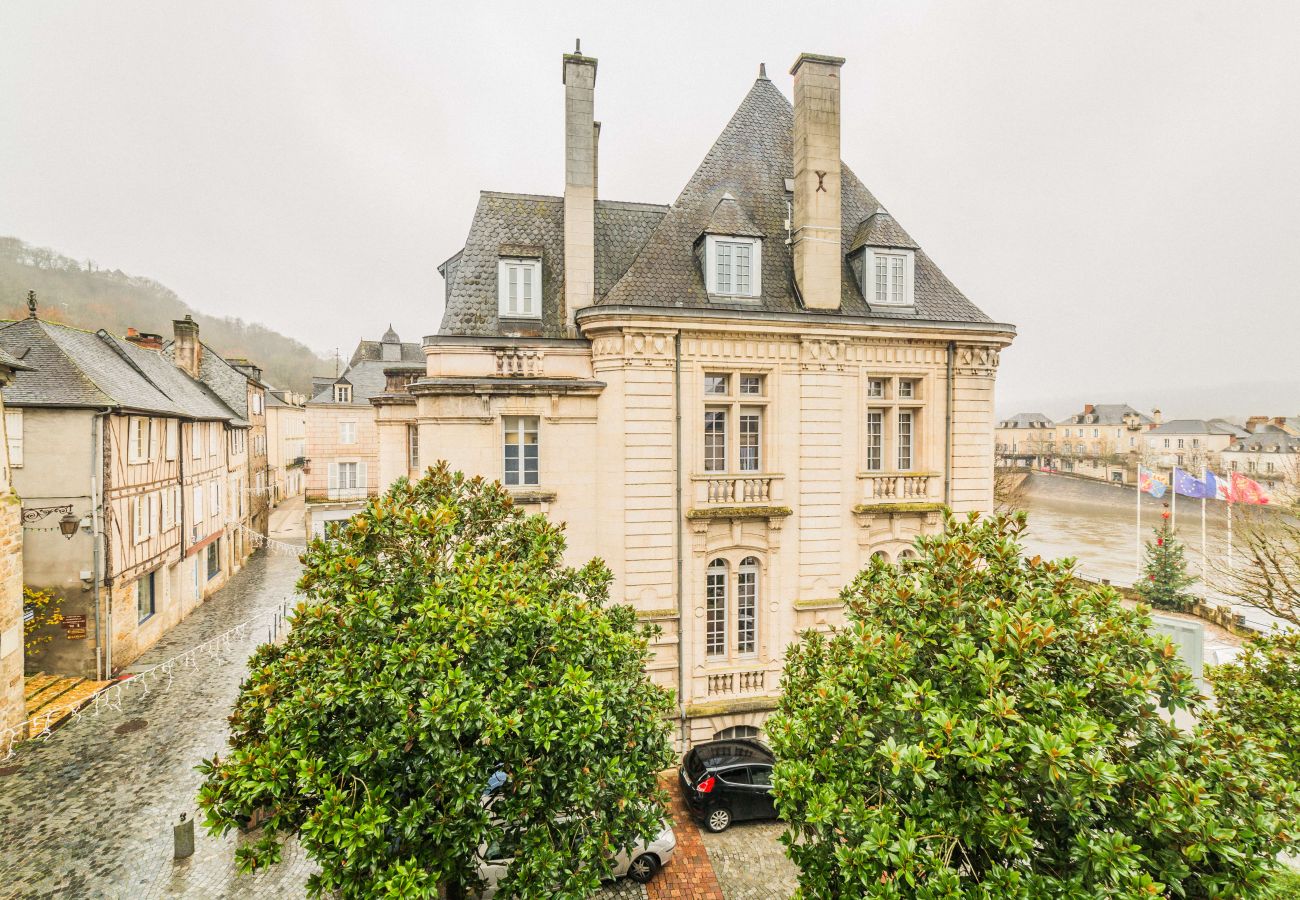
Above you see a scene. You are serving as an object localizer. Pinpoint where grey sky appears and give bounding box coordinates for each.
[2,1,1297,415]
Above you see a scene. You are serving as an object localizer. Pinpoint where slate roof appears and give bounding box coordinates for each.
[998,412,1054,428]
[1060,404,1152,426]
[0,317,237,420]
[438,75,994,335]
[0,346,32,373]
[310,331,426,405]
[1147,419,1245,436]
[1229,433,1300,453]
[438,194,667,337]
[849,209,919,251]
[702,194,765,238]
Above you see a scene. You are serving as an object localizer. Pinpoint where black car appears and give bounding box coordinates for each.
[678,738,777,832]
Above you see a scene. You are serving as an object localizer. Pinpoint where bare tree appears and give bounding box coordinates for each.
[1212,506,1300,627]
[994,464,1029,514]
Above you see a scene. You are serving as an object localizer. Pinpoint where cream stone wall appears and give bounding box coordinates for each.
[383,314,1008,744]
[266,402,306,501]
[305,404,379,502]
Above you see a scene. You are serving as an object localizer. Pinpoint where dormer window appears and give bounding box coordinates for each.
[860,248,913,307]
[498,258,541,319]
[334,384,352,403]
[704,235,762,298]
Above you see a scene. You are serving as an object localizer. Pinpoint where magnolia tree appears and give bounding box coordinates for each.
[197,464,674,899]
[768,513,1300,899]
[1213,630,1300,785]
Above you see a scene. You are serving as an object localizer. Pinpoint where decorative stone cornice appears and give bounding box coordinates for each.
[590,329,677,367]
[954,345,1000,377]
[685,505,792,521]
[408,377,605,398]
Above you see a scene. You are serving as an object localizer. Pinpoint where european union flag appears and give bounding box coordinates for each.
[1172,467,1213,499]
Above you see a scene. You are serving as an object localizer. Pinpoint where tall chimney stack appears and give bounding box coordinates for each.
[172,315,202,379]
[563,41,598,331]
[789,53,845,311]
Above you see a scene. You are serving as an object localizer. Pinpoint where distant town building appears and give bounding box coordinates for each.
[265,390,306,503]
[0,345,31,737]
[1142,419,1246,471]
[1223,418,1300,504]
[0,305,257,679]
[304,326,422,538]
[994,412,1054,468]
[1052,403,1155,484]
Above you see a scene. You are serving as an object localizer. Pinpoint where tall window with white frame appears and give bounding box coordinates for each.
[702,372,767,475]
[864,376,923,474]
[502,416,539,487]
[498,258,541,319]
[706,559,727,657]
[407,424,419,472]
[736,557,759,655]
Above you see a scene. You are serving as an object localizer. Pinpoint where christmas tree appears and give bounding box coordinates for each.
[1135,510,1197,612]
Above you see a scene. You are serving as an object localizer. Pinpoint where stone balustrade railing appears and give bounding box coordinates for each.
[858,471,937,504]
[495,348,544,377]
[705,669,768,697]
[693,474,780,506]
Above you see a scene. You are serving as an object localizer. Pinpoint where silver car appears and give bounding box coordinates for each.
[476,822,676,896]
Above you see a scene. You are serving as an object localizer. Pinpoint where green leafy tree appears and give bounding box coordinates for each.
[23,585,64,656]
[768,512,1300,899]
[1136,513,1197,613]
[1212,630,1300,784]
[197,463,674,899]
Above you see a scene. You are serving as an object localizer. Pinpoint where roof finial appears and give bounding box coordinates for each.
[26,290,37,318]
[575,38,581,55]
[758,62,768,80]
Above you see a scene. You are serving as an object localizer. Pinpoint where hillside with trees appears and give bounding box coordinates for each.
[0,236,330,394]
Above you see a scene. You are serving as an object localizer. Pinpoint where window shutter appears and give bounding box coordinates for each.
[328,463,338,491]
[5,410,22,467]
[357,462,367,490]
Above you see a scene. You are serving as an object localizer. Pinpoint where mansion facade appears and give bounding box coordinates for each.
[370,49,1014,744]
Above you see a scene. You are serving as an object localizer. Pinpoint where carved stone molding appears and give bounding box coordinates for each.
[590,330,676,367]
[954,345,1000,377]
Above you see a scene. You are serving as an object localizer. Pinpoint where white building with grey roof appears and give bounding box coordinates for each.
[374,48,1016,746]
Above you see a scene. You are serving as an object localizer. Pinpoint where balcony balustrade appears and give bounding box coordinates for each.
[692,473,781,507]
[705,668,769,697]
[857,471,938,505]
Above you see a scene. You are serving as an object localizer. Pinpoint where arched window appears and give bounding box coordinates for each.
[737,557,759,655]
[898,548,918,561]
[871,550,891,563]
[714,725,760,741]
[706,559,727,657]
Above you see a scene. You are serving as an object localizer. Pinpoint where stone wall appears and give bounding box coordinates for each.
[0,492,23,735]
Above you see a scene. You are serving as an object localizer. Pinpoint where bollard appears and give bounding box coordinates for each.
[174,812,195,859]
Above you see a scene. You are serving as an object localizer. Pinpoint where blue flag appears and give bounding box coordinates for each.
[1172,467,1213,499]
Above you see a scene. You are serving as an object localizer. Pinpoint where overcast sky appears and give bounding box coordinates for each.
[2,1,1297,416]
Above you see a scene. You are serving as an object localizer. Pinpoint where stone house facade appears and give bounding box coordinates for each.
[995,412,1055,468]
[1142,419,1246,472]
[376,50,1015,745]
[265,390,306,503]
[0,307,251,679]
[304,327,422,538]
[0,346,30,736]
[1051,403,1154,484]
[1222,420,1300,505]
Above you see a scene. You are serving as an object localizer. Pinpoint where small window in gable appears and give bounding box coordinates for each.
[704,236,762,298]
[498,258,542,319]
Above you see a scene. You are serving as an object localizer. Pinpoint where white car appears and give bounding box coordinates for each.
[476,822,676,896]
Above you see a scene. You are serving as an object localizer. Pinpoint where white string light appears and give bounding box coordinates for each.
[227,521,304,557]
[1,599,297,759]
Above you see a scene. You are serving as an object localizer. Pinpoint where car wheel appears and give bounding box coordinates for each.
[705,807,731,833]
[627,852,659,884]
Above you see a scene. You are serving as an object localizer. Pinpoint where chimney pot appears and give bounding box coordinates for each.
[790,52,846,311]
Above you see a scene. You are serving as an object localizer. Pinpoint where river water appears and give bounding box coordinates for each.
[1012,472,1288,632]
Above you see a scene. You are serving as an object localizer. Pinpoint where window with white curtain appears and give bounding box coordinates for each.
[4,410,22,468]
[502,416,539,486]
[898,410,914,470]
[704,410,726,472]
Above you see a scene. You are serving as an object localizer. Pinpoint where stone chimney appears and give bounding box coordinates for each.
[790,52,845,311]
[563,41,598,330]
[1083,403,1095,415]
[172,315,202,379]
[125,327,164,350]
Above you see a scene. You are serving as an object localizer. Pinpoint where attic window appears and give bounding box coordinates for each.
[862,249,912,307]
[704,236,762,298]
[334,384,352,403]
[498,258,541,319]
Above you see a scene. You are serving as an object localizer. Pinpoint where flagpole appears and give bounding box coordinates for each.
[1135,468,1142,578]
[1171,466,1177,531]
[1200,464,1208,597]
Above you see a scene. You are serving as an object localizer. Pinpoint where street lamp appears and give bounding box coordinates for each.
[59,512,79,540]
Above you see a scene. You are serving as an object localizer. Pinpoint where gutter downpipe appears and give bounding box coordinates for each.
[944,342,955,508]
[92,408,110,680]
[674,331,687,752]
